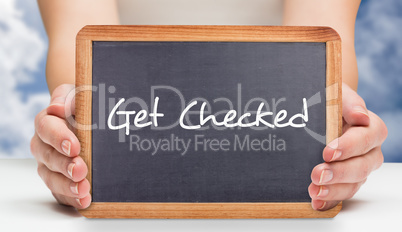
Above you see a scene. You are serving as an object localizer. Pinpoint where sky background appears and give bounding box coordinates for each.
[0,0,401,162]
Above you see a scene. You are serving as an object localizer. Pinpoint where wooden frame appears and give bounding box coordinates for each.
[75,25,342,218]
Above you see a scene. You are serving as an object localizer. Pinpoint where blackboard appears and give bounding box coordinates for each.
[75,25,342,218]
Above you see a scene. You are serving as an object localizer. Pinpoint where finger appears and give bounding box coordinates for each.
[47,84,76,119]
[311,199,341,211]
[37,163,90,198]
[312,147,383,185]
[52,192,92,209]
[31,134,87,181]
[34,112,80,157]
[323,111,388,162]
[342,83,370,126]
[309,180,366,201]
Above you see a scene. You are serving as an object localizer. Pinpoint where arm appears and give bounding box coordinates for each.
[31,0,119,208]
[283,0,360,90]
[38,0,119,94]
[283,0,388,210]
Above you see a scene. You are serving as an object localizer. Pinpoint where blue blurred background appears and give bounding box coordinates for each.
[0,0,401,161]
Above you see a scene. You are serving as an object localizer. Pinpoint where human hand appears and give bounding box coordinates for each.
[309,83,388,210]
[30,84,91,208]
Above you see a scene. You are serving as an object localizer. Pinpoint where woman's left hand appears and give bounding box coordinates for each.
[309,83,388,210]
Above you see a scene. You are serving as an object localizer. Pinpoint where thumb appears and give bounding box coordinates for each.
[342,82,370,126]
[47,84,76,119]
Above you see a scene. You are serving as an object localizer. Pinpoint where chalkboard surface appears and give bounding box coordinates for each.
[75,25,342,218]
[91,41,326,202]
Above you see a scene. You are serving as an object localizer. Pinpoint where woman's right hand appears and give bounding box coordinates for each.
[30,84,91,208]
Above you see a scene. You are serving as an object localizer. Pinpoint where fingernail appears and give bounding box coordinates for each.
[319,169,333,184]
[50,97,65,105]
[317,186,329,198]
[353,106,369,117]
[327,138,339,150]
[70,182,79,195]
[67,163,75,178]
[76,198,82,206]
[318,201,327,210]
[61,140,71,156]
[330,150,342,161]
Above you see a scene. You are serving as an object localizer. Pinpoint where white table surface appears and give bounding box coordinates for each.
[1,159,401,232]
